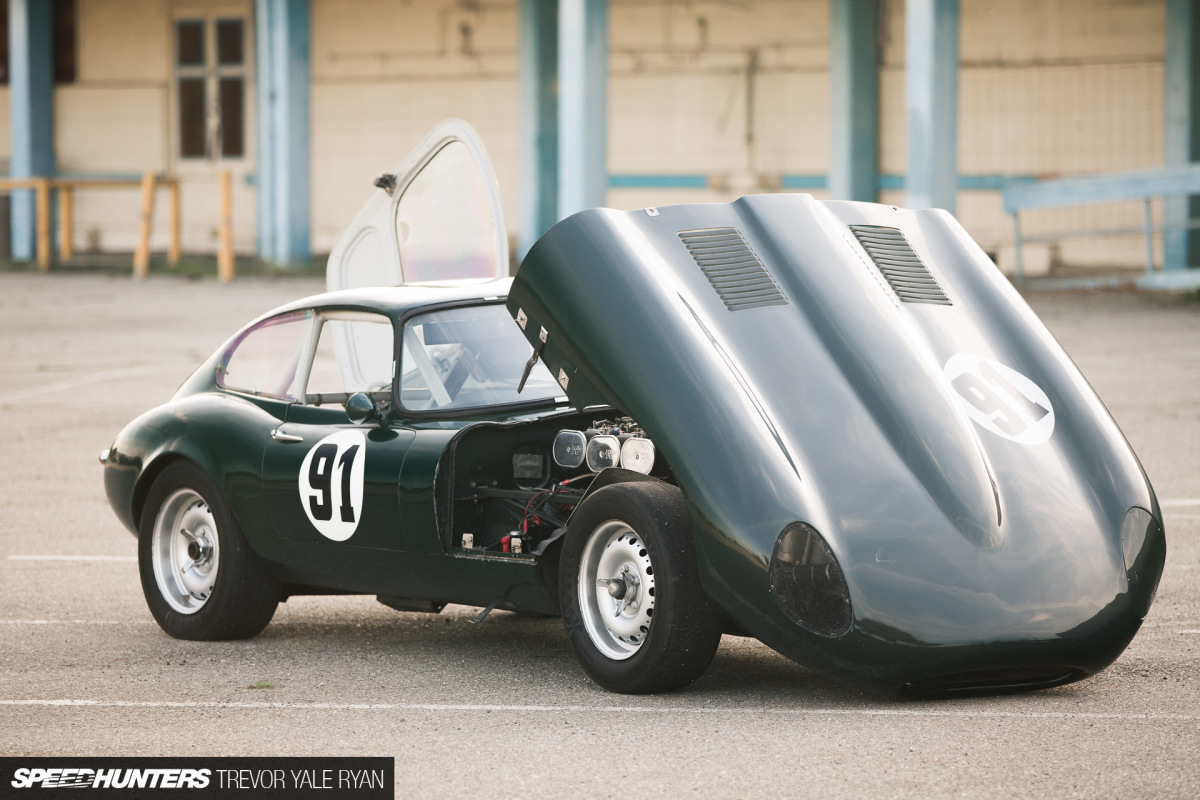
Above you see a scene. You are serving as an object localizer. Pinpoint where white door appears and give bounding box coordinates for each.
[326,119,509,291]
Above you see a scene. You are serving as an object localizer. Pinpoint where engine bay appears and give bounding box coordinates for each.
[439,411,671,559]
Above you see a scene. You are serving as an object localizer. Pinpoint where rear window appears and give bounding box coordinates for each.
[217,310,311,400]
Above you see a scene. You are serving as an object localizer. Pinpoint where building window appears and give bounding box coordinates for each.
[176,16,246,160]
[51,0,75,82]
[0,0,78,84]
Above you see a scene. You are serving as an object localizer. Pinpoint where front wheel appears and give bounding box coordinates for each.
[559,482,723,693]
[138,461,280,640]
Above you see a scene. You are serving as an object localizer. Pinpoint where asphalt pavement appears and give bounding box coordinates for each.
[0,272,1197,799]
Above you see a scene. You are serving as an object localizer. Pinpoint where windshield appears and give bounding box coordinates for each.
[400,304,560,412]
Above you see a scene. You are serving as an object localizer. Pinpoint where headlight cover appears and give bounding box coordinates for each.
[769,523,852,637]
[1120,506,1157,579]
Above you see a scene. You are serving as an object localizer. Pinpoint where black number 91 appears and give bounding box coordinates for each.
[307,443,360,523]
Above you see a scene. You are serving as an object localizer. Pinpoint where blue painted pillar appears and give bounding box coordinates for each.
[1165,0,1200,270]
[255,0,310,265]
[518,0,559,259]
[557,0,607,219]
[9,0,55,262]
[904,0,958,212]
[829,0,879,202]
[255,0,275,262]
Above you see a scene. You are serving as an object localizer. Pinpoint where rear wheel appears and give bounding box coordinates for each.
[560,482,722,693]
[138,461,280,640]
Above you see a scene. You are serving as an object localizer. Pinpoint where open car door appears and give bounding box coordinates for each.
[326,118,509,291]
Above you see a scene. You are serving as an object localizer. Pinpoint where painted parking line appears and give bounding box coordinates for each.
[0,620,147,625]
[6,555,136,562]
[11,618,1198,634]
[6,616,1195,634]
[24,553,1191,566]
[1161,499,1200,508]
[2,699,1199,721]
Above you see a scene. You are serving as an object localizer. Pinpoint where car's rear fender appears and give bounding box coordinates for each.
[106,395,283,554]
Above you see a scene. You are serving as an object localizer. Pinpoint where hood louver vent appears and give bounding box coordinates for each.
[678,228,788,312]
[849,225,951,306]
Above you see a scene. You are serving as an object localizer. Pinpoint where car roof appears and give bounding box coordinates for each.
[264,277,514,321]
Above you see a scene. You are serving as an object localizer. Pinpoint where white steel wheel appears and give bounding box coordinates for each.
[577,520,657,660]
[138,461,279,640]
[150,488,220,614]
[559,482,724,693]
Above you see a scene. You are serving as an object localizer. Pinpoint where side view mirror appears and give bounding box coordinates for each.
[346,392,384,427]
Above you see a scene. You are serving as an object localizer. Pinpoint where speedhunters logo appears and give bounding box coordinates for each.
[12,767,211,789]
[1,758,392,798]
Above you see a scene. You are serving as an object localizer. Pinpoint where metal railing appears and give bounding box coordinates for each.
[1002,164,1200,283]
[0,174,181,275]
[0,171,236,280]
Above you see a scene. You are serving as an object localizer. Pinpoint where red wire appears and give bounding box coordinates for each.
[520,475,594,533]
[522,489,551,533]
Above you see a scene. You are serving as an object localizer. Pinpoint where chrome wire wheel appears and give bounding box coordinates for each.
[578,520,656,660]
[150,488,220,615]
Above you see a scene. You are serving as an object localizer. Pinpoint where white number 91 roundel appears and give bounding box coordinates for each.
[298,430,366,541]
[944,353,1055,445]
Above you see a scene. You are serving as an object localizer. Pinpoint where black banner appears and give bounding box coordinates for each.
[1,758,393,799]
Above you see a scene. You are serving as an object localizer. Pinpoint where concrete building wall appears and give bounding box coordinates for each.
[609,0,1166,270]
[309,0,520,253]
[44,0,257,256]
[931,0,1164,269]
[608,0,830,210]
[56,0,169,254]
[8,0,1172,271]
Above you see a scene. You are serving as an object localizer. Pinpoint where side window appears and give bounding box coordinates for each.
[0,0,77,85]
[303,314,395,406]
[217,311,311,400]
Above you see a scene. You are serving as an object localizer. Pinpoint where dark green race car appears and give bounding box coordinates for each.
[103,121,1165,695]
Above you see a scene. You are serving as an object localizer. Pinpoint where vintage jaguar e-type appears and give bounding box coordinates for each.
[102,120,1165,695]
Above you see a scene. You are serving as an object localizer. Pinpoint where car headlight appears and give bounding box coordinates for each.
[769,523,852,637]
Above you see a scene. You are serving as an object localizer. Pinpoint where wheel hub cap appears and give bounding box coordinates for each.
[578,521,656,660]
[151,489,220,615]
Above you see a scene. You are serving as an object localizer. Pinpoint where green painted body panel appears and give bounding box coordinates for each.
[505,195,1164,691]
[104,281,562,616]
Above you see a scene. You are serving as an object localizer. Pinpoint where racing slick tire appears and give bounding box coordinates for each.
[138,461,280,640]
[559,481,723,693]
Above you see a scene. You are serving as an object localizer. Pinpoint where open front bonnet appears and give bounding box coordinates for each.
[507,193,1164,688]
